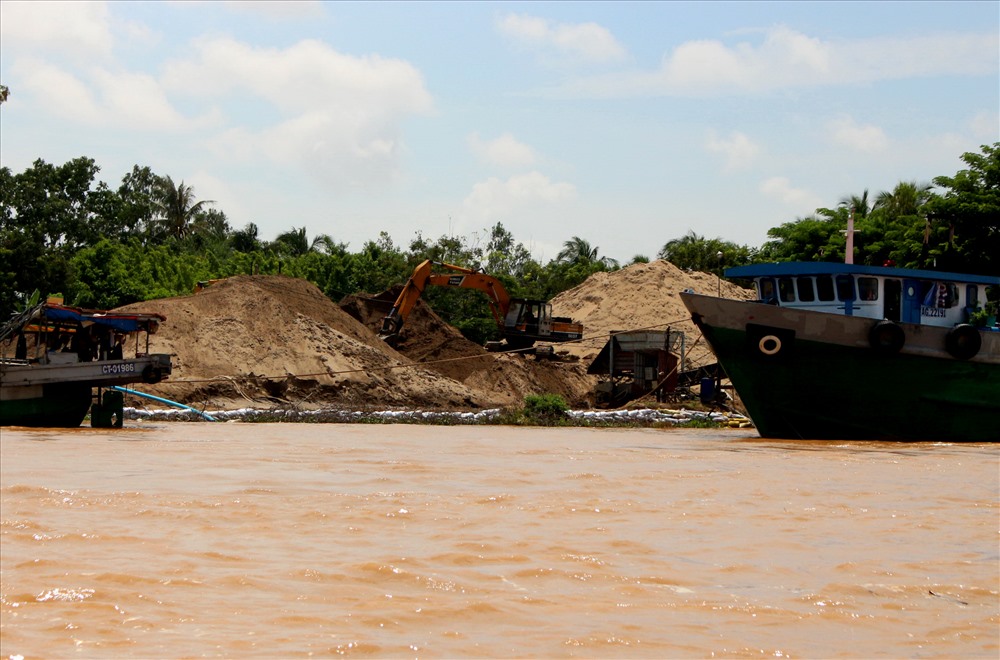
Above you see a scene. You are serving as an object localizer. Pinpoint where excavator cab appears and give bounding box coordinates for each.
[504,299,549,336]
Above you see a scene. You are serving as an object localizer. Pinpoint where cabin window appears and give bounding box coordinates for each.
[778,277,796,303]
[858,277,878,301]
[836,275,856,301]
[966,285,979,309]
[796,277,815,302]
[921,281,958,308]
[758,278,777,303]
[816,275,835,301]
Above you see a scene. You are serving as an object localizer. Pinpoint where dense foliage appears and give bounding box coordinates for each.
[2,143,997,334]
[0,160,618,340]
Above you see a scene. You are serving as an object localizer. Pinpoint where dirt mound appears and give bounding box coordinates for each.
[550,260,756,365]
[340,288,596,407]
[112,263,751,412]
[116,276,484,410]
[340,288,490,383]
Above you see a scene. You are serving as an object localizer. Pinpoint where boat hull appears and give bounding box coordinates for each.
[0,355,172,428]
[680,292,1000,441]
[0,383,94,427]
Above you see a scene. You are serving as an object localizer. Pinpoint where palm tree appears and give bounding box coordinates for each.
[840,190,872,219]
[310,233,344,255]
[154,176,213,240]
[557,236,618,268]
[273,227,344,257]
[873,181,933,218]
[274,226,310,256]
[231,222,261,253]
[658,231,723,271]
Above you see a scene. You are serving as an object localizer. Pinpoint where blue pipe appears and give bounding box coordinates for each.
[109,386,217,422]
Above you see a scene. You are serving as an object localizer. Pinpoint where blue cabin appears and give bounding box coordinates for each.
[725,262,999,329]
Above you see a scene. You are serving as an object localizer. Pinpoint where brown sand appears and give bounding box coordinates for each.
[117,262,752,411]
[550,260,756,365]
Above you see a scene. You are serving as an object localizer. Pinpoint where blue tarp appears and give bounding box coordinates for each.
[41,305,162,333]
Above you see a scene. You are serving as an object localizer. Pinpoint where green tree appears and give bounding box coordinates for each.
[231,222,261,253]
[483,222,532,278]
[872,181,932,218]
[272,226,341,258]
[557,236,618,269]
[0,158,106,317]
[659,231,755,271]
[273,226,311,257]
[153,176,213,241]
[350,232,409,294]
[67,239,146,309]
[115,165,162,241]
[925,142,1000,275]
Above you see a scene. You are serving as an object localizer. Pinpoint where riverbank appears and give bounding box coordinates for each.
[122,405,754,427]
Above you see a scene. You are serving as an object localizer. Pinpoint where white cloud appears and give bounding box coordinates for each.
[468,132,537,168]
[163,37,433,189]
[706,130,759,170]
[552,26,999,98]
[969,111,1000,140]
[827,116,889,153]
[10,58,215,131]
[221,0,325,19]
[497,13,627,64]
[163,38,431,115]
[462,172,577,221]
[0,0,114,59]
[759,176,823,212]
[10,59,103,124]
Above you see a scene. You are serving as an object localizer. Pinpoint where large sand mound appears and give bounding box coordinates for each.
[550,260,755,365]
[117,276,485,410]
[114,262,750,411]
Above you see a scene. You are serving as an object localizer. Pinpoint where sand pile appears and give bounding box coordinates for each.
[550,260,756,365]
[113,262,750,412]
[339,288,490,383]
[116,276,484,410]
[340,289,596,407]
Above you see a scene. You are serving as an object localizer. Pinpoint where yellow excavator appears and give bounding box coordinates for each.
[379,260,584,350]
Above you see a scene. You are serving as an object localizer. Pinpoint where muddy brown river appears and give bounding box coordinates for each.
[1,423,997,658]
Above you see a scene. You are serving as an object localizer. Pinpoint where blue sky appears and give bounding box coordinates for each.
[1,1,997,263]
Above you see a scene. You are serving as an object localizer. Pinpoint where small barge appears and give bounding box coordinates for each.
[0,301,172,427]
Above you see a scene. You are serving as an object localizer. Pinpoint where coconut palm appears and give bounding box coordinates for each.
[153,176,213,240]
[840,190,872,218]
[873,181,933,218]
[273,227,344,257]
[557,236,618,268]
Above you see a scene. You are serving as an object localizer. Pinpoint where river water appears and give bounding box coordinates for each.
[1,423,997,658]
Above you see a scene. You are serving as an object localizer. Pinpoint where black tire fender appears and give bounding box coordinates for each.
[945,324,981,360]
[869,320,905,354]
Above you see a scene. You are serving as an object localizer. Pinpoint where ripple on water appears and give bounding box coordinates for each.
[1,425,997,658]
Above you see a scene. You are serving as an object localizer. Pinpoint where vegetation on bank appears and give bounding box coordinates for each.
[2,143,998,337]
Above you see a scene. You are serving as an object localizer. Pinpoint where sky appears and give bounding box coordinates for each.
[1,1,997,264]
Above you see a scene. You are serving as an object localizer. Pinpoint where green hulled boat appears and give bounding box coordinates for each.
[680,263,999,441]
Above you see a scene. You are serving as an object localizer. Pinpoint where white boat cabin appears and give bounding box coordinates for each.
[725,263,999,329]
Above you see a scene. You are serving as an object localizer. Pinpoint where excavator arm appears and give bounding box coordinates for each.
[379,260,512,338]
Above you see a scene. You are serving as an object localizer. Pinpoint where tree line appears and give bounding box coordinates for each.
[1,143,997,341]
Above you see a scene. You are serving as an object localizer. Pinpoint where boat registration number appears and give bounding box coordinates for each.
[102,362,137,374]
[921,306,946,318]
